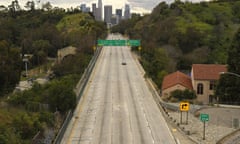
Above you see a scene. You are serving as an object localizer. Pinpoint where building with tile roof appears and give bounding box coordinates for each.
[191,64,227,104]
[161,64,227,104]
[162,71,193,99]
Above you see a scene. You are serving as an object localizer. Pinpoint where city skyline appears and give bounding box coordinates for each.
[0,0,211,14]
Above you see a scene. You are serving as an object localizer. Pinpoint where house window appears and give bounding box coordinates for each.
[209,81,215,90]
[197,83,203,95]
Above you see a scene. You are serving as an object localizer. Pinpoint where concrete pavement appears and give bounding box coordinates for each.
[61,34,176,144]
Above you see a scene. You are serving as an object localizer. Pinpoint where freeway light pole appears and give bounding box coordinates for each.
[219,72,240,78]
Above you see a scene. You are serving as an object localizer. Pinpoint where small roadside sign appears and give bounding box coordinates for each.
[200,113,209,122]
[200,113,209,140]
[179,102,190,124]
[179,102,190,111]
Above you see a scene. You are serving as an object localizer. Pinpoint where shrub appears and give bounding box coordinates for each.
[170,89,196,101]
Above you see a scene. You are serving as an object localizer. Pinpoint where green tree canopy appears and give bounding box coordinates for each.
[171,89,196,101]
[0,40,21,96]
[216,28,240,105]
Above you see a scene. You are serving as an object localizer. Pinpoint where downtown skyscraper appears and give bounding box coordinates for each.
[104,5,112,24]
[95,0,102,21]
[92,0,131,24]
[124,4,131,19]
[92,0,102,21]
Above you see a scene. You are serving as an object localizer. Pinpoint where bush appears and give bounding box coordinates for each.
[12,113,42,139]
[8,75,77,113]
[170,89,196,101]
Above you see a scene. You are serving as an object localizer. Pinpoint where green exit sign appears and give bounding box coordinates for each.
[200,114,209,122]
[97,40,140,46]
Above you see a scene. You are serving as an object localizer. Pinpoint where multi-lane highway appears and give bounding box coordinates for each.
[61,34,176,144]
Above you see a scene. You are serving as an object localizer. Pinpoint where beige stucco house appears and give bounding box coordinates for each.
[191,64,227,104]
[162,64,227,104]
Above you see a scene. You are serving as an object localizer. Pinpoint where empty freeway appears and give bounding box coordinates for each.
[61,34,176,144]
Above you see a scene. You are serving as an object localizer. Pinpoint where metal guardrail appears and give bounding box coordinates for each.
[74,47,102,102]
[53,46,102,144]
[53,111,73,144]
[161,102,202,114]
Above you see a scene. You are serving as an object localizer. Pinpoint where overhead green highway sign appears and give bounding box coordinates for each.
[97,40,141,46]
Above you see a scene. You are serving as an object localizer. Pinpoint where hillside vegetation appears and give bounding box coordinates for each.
[0,3,107,143]
[112,0,240,87]
[0,8,107,96]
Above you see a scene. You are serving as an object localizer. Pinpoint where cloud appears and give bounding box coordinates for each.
[131,6,150,14]
[128,0,159,10]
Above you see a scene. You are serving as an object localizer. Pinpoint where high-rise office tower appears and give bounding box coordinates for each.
[124,4,131,19]
[111,15,117,25]
[98,0,102,9]
[92,3,97,18]
[104,5,112,24]
[80,4,87,12]
[80,4,90,13]
[95,0,102,21]
[116,9,122,23]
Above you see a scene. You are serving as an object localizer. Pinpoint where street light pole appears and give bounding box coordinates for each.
[219,72,240,78]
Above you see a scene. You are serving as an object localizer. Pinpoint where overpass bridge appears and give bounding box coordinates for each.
[60,34,176,144]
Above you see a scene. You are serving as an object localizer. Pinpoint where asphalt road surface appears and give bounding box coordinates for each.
[61,34,176,144]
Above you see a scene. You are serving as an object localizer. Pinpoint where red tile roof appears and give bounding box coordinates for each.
[192,64,227,80]
[162,71,193,90]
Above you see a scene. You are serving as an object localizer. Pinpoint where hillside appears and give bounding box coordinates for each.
[0,8,107,143]
[112,0,240,87]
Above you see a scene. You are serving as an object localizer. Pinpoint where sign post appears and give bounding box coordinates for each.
[179,102,190,124]
[200,113,209,140]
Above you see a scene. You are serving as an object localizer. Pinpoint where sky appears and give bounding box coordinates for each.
[0,0,209,14]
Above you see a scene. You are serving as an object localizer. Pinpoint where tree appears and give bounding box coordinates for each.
[25,1,35,11]
[0,40,21,96]
[0,123,21,144]
[228,29,240,73]
[53,53,90,77]
[216,28,240,105]
[171,89,196,101]
[42,2,52,11]
[8,0,21,17]
[47,79,76,112]
[140,48,169,87]
[13,113,41,139]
